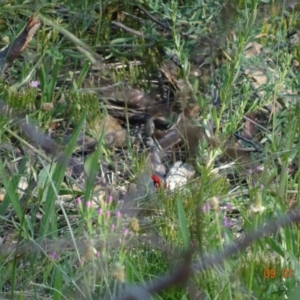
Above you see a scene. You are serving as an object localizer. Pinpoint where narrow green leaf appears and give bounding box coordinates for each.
[84,129,105,204]
[0,162,23,221]
[265,236,285,257]
[53,266,62,300]
[176,194,190,249]
[38,110,87,237]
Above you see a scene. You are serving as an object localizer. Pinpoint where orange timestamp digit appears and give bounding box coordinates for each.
[282,269,293,278]
[264,268,277,279]
[263,268,294,279]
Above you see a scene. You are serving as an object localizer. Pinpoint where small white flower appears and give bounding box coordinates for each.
[29,80,40,88]
[250,204,266,214]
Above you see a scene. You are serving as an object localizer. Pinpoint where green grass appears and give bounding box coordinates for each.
[0,0,300,299]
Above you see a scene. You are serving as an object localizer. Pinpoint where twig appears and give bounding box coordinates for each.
[234,133,262,152]
[111,21,154,41]
[138,5,199,40]
[137,5,172,31]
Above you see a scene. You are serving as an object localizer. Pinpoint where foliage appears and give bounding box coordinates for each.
[0,0,300,299]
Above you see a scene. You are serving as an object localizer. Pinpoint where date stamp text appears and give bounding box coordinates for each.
[263,268,294,279]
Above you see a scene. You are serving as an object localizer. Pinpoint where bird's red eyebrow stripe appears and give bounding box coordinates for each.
[151,174,162,186]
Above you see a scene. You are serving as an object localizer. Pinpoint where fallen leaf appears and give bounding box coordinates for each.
[241,112,259,139]
[244,42,263,58]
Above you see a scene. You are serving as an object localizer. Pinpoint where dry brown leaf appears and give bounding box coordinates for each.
[88,114,129,148]
[244,42,263,58]
[244,67,268,97]
[101,86,151,109]
[157,128,181,149]
[157,114,207,159]
[105,129,129,148]
[222,145,256,163]
[160,59,179,85]
[89,114,121,136]
[146,101,173,119]
[244,65,297,114]
[241,112,259,139]
[0,16,40,73]
[177,116,207,156]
